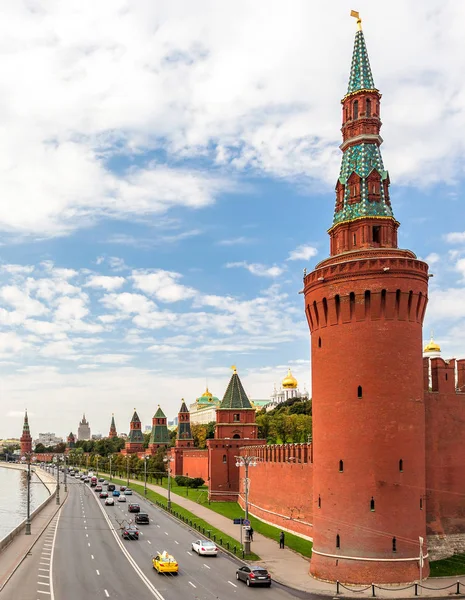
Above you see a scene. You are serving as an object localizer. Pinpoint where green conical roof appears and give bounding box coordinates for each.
[219,371,253,410]
[346,29,376,96]
[153,406,166,419]
[110,414,116,429]
[23,411,30,433]
[179,400,189,413]
[149,420,169,445]
[130,410,140,423]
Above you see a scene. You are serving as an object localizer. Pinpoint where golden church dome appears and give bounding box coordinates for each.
[424,337,441,353]
[282,368,298,389]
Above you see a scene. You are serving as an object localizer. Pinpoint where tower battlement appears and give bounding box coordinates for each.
[423,357,465,394]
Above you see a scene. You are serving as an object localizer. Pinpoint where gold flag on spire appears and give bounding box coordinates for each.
[350,10,362,30]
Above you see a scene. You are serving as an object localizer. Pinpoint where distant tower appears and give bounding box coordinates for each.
[77,414,91,441]
[67,432,76,449]
[208,367,262,501]
[148,406,170,453]
[172,400,194,476]
[423,335,441,359]
[109,414,117,438]
[20,410,33,455]
[303,14,429,584]
[123,410,144,454]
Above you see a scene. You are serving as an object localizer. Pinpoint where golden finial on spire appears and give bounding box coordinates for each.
[350,10,362,31]
[231,365,237,374]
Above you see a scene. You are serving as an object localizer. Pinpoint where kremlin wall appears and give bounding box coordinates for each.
[17,16,465,586]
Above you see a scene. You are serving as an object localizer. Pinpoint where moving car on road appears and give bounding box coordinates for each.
[120,486,126,492]
[236,566,271,587]
[95,485,102,492]
[99,491,108,498]
[192,540,218,556]
[118,494,127,502]
[107,484,116,492]
[105,497,115,506]
[128,503,140,513]
[122,525,139,540]
[152,551,178,574]
[135,513,149,524]
[124,489,132,495]
[112,490,120,497]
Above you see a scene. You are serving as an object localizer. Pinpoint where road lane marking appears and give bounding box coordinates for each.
[37,581,50,586]
[38,575,50,579]
[157,524,160,528]
[187,551,192,556]
[88,542,91,547]
[164,532,168,536]
[39,568,49,572]
[104,591,109,598]
[203,564,211,569]
[39,562,50,566]
[147,540,151,544]
[96,570,100,575]
[174,541,179,544]
[188,582,196,588]
[228,581,237,587]
[86,534,88,537]
[37,591,51,595]
[91,555,94,560]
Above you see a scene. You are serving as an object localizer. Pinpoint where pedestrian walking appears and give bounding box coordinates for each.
[249,526,254,541]
[279,530,285,549]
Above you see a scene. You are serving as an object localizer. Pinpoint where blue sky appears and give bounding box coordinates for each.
[1,0,464,438]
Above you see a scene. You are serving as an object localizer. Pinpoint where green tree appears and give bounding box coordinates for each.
[191,424,207,448]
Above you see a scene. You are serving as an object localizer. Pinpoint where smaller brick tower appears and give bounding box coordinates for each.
[67,432,76,449]
[172,400,194,475]
[148,406,170,453]
[208,367,263,501]
[108,414,117,438]
[122,410,144,455]
[20,410,32,455]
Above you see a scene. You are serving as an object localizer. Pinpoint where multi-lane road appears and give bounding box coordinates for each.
[2,475,316,600]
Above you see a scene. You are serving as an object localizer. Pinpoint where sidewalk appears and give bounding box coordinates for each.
[118,474,465,598]
[0,467,63,591]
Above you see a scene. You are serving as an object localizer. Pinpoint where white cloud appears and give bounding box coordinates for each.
[0,264,34,275]
[100,292,156,315]
[132,270,196,303]
[445,232,465,244]
[287,244,318,261]
[85,275,126,291]
[424,252,440,265]
[0,285,48,317]
[54,296,89,322]
[217,237,252,246]
[226,261,285,278]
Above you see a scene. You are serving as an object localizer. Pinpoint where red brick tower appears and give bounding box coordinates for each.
[172,400,194,475]
[208,367,262,501]
[20,410,32,455]
[303,14,429,584]
[122,410,144,455]
[109,414,117,438]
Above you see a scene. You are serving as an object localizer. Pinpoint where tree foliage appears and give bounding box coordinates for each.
[256,397,312,443]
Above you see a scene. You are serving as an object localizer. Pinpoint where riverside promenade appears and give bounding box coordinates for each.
[0,464,62,591]
[116,473,465,599]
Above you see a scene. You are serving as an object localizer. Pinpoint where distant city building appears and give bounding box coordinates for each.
[108,414,117,438]
[67,432,76,449]
[144,425,152,433]
[91,434,102,440]
[168,416,178,427]
[77,414,91,440]
[189,387,220,424]
[20,411,33,455]
[266,369,309,412]
[35,432,64,447]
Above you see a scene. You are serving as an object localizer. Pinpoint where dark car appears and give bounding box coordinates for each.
[135,513,149,524]
[99,491,108,498]
[98,478,104,482]
[236,566,271,587]
[120,486,126,492]
[95,485,103,492]
[128,503,140,513]
[107,484,116,492]
[122,525,139,540]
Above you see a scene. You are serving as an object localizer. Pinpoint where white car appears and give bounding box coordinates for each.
[192,539,218,556]
[105,497,115,506]
[118,494,127,502]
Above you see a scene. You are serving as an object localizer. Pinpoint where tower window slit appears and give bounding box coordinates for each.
[336,534,340,549]
[335,294,340,322]
[399,459,403,472]
[323,297,328,322]
[370,497,375,511]
[395,289,401,316]
[420,497,423,510]
[373,226,381,243]
[318,337,322,348]
[353,233,356,246]
[408,291,413,319]
[318,495,321,508]
[416,292,423,320]
[339,460,344,472]
[223,455,227,463]
[366,98,371,116]
[357,385,363,399]
[353,100,359,119]
[381,289,386,315]
[350,292,355,320]
[392,537,397,552]
[313,300,320,326]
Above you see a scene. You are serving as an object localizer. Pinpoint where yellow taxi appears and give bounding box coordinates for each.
[152,551,179,574]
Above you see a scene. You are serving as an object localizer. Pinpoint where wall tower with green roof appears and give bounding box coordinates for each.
[122,409,144,454]
[148,405,170,453]
[20,410,32,455]
[108,414,117,439]
[207,367,263,501]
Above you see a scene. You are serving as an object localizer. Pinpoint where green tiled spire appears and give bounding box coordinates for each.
[150,406,169,445]
[219,369,253,410]
[177,399,192,441]
[110,414,116,429]
[23,411,30,434]
[346,30,376,96]
[128,410,144,443]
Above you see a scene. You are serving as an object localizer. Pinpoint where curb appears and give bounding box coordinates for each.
[0,489,68,592]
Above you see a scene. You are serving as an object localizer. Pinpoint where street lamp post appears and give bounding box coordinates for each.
[96,455,99,477]
[109,455,113,481]
[143,455,150,497]
[126,455,130,487]
[235,455,259,555]
[21,455,32,535]
[163,455,174,511]
[64,455,68,493]
[54,456,60,505]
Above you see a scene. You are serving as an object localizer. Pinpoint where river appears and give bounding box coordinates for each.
[0,466,51,541]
